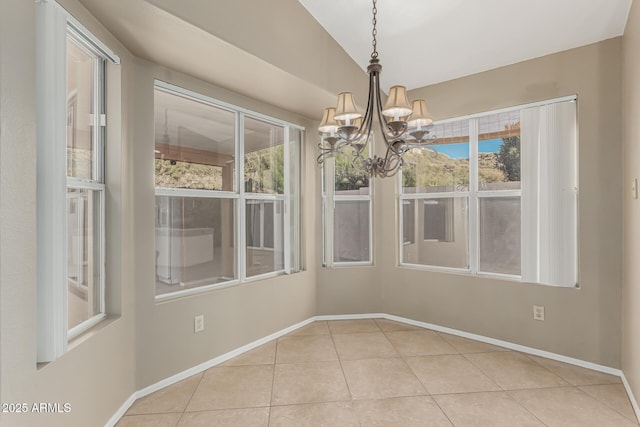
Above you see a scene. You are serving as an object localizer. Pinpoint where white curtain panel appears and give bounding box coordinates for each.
[521,101,578,287]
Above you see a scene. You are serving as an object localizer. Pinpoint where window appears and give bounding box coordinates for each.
[400,120,470,269]
[154,82,302,299]
[243,116,287,278]
[66,29,107,335]
[37,1,120,362]
[323,145,373,266]
[400,98,577,286]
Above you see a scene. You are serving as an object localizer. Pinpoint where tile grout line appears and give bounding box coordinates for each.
[180,372,207,422]
[459,351,508,393]
[428,393,460,427]
[502,389,551,427]
[379,330,432,398]
[267,338,279,426]
[504,382,640,425]
[327,320,357,404]
[577,384,640,424]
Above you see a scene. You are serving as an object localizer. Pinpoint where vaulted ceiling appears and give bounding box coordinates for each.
[299,0,632,91]
[77,0,631,120]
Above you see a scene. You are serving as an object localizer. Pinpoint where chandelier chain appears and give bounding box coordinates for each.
[371,0,378,59]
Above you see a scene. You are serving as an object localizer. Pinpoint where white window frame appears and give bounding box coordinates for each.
[153,81,303,300]
[322,146,374,267]
[398,95,577,284]
[36,0,120,362]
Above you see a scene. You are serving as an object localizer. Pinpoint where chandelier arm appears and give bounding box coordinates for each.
[316,142,334,165]
[382,149,403,176]
[355,66,376,144]
[350,150,368,175]
[373,72,392,149]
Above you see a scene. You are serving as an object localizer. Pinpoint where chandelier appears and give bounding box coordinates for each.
[317,0,437,178]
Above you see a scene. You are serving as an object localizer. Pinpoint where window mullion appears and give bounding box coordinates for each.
[469,118,479,274]
[324,154,335,267]
[92,56,100,182]
[238,112,246,282]
[283,126,291,273]
[260,202,265,249]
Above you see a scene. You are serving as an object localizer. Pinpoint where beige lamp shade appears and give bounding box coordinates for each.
[407,99,433,128]
[382,85,412,118]
[334,92,362,121]
[318,107,339,134]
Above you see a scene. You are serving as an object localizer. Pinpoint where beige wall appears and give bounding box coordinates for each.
[0,0,137,426]
[131,58,319,388]
[375,38,623,368]
[622,0,640,412]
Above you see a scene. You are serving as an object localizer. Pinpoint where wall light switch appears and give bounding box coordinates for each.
[633,178,638,199]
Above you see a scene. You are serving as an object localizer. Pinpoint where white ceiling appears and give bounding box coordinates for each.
[298,0,632,91]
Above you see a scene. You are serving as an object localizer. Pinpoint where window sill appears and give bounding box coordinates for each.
[397,262,578,288]
[155,269,301,303]
[37,315,121,371]
[324,262,374,268]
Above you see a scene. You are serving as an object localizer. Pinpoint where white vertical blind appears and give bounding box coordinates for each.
[36,0,69,362]
[521,101,577,287]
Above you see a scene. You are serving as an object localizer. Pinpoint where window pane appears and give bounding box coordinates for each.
[479,197,521,275]
[334,200,370,263]
[244,117,284,194]
[335,143,370,196]
[478,111,521,191]
[66,35,99,180]
[246,199,284,277]
[403,200,415,244]
[155,196,237,296]
[154,89,236,191]
[246,201,261,248]
[67,188,102,329]
[402,120,469,193]
[402,197,469,268]
[424,199,455,241]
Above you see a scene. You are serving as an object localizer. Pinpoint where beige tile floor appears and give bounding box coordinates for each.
[117,319,639,426]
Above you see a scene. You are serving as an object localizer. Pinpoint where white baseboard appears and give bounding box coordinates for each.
[315,313,386,321]
[104,393,136,427]
[106,312,639,426]
[621,372,640,423]
[383,314,622,376]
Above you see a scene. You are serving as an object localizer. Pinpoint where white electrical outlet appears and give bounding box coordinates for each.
[194,315,204,333]
[533,305,545,321]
